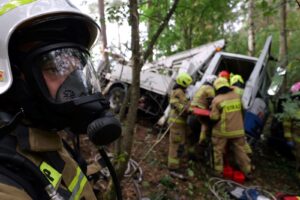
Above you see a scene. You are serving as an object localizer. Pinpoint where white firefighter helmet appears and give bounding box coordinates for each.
[0,0,100,95]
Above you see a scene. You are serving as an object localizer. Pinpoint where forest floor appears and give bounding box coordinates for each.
[80,116,300,200]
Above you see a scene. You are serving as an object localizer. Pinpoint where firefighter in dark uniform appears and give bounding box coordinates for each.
[0,0,121,199]
[168,72,193,176]
[210,77,252,177]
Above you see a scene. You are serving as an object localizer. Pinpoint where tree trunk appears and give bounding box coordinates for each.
[248,0,255,56]
[98,0,110,73]
[103,0,141,198]
[103,0,180,199]
[279,0,288,90]
[147,0,153,61]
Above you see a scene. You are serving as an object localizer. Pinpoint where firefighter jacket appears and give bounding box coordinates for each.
[283,110,300,143]
[231,86,244,97]
[0,127,97,200]
[210,90,245,138]
[190,84,215,109]
[168,88,189,124]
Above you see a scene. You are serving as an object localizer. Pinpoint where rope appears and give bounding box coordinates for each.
[138,108,186,164]
[208,177,277,200]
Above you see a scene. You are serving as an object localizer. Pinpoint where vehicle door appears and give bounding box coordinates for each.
[242,36,272,110]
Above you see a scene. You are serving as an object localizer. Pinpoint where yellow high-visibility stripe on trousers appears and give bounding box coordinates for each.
[68,167,88,200]
[0,0,37,16]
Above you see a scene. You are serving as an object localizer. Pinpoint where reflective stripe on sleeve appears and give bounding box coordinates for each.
[68,167,88,200]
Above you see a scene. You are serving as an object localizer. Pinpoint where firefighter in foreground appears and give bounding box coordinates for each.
[0,0,121,199]
[190,75,217,144]
[210,77,252,178]
[168,72,193,177]
[283,82,300,181]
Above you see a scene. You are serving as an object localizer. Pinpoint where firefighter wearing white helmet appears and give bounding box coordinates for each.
[0,0,122,199]
[167,72,192,177]
[210,77,252,178]
[190,75,217,144]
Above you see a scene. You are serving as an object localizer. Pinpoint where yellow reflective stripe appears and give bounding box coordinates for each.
[168,157,179,165]
[70,173,87,200]
[214,164,223,172]
[244,143,252,154]
[168,118,186,124]
[74,176,87,200]
[68,167,88,200]
[190,102,206,109]
[68,167,81,192]
[39,161,62,189]
[218,109,244,137]
[0,0,37,16]
[222,100,241,113]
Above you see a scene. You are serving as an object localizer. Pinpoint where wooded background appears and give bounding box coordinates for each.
[74,1,300,199]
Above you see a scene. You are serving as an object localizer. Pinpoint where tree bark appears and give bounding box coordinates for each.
[279,0,288,90]
[147,0,153,61]
[279,0,288,66]
[103,1,180,199]
[98,0,110,73]
[103,0,141,198]
[248,0,255,56]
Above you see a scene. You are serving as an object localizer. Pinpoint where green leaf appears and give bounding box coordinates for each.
[187,168,195,177]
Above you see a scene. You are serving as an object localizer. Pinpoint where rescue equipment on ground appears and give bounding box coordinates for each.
[208,177,276,200]
[222,165,245,184]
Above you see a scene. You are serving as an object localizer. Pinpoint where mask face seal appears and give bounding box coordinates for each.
[34,47,101,103]
[17,43,122,143]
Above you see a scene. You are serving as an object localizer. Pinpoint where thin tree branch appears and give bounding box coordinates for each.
[142,0,180,65]
[296,0,300,8]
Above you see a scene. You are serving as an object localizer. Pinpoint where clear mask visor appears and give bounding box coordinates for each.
[37,48,101,103]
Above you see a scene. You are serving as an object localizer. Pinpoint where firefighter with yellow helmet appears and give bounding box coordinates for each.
[230,74,252,155]
[167,72,193,176]
[0,0,121,199]
[230,74,245,96]
[190,75,217,144]
[210,77,252,177]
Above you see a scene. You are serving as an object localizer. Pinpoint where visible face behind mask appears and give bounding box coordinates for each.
[19,44,121,144]
[40,48,98,102]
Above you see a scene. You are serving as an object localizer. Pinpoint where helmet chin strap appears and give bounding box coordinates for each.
[0,109,24,135]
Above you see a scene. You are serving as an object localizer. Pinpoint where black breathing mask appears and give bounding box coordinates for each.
[18,43,121,145]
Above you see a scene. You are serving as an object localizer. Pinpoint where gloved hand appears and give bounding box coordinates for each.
[199,133,206,144]
[287,141,295,148]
